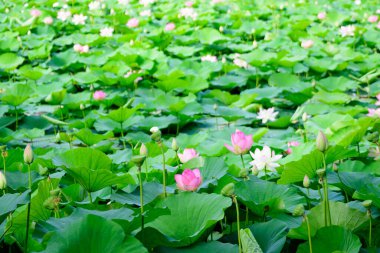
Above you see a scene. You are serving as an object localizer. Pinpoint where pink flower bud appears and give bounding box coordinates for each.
[175,168,202,191]
[177,148,199,163]
[185,1,194,7]
[317,12,326,20]
[93,90,106,101]
[165,22,175,31]
[368,15,378,23]
[30,9,42,18]
[224,130,253,155]
[43,16,53,25]
[301,40,314,49]
[127,18,139,28]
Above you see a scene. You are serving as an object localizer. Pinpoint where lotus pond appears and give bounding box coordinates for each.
[0,0,380,252]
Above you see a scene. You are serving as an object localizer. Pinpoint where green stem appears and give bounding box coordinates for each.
[240,154,245,169]
[306,188,311,210]
[25,164,32,253]
[138,166,144,230]
[2,154,6,178]
[120,123,126,149]
[81,110,87,128]
[305,214,313,253]
[322,154,331,226]
[15,106,18,131]
[89,191,93,204]
[159,144,167,197]
[144,159,149,181]
[368,211,372,247]
[233,196,242,253]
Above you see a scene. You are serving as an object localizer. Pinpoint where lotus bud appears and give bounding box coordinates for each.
[302,112,308,122]
[172,138,179,152]
[80,104,85,110]
[150,127,162,142]
[0,171,6,189]
[24,144,34,164]
[316,168,326,178]
[43,196,56,210]
[38,164,49,176]
[292,204,305,216]
[303,175,310,188]
[213,104,218,110]
[50,188,61,197]
[140,143,148,156]
[316,131,328,152]
[251,165,259,176]
[239,168,249,178]
[131,155,146,167]
[221,183,235,197]
[332,163,338,172]
[55,132,61,143]
[362,200,372,209]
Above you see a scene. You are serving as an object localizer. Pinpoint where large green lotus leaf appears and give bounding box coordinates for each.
[198,157,228,188]
[0,53,24,71]
[195,28,227,44]
[74,128,113,146]
[240,50,277,66]
[317,76,359,92]
[0,191,29,216]
[314,90,351,104]
[166,46,202,58]
[268,73,310,92]
[72,71,99,84]
[41,215,147,253]
[54,148,112,171]
[296,226,361,253]
[289,201,368,240]
[250,219,288,253]
[145,192,231,247]
[155,241,238,253]
[235,177,305,216]
[107,105,142,123]
[1,83,34,106]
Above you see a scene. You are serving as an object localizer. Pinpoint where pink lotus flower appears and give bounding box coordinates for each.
[368,108,380,117]
[175,168,202,191]
[185,1,194,7]
[127,18,139,28]
[178,148,199,163]
[43,16,53,25]
[165,22,175,31]
[224,130,253,155]
[73,44,89,53]
[317,12,326,20]
[286,141,300,154]
[93,90,106,100]
[368,15,378,23]
[375,94,380,106]
[30,9,42,18]
[301,39,314,49]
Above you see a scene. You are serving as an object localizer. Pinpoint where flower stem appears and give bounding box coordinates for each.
[322,154,331,226]
[368,210,372,247]
[305,214,313,253]
[233,196,242,253]
[240,154,245,169]
[25,164,32,253]
[138,166,144,230]
[144,159,149,181]
[306,188,311,210]
[89,191,93,204]
[159,143,167,197]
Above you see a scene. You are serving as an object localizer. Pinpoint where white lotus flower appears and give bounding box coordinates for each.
[201,55,218,62]
[57,9,71,21]
[150,126,159,133]
[72,14,87,25]
[249,146,282,172]
[89,1,101,10]
[233,58,249,68]
[340,25,355,37]
[100,27,114,37]
[140,9,152,17]
[257,107,278,124]
[179,8,198,20]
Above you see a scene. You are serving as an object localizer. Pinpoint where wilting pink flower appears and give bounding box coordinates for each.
[43,16,53,25]
[178,148,199,163]
[185,1,194,7]
[30,9,41,18]
[301,39,314,49]
[368,108,380,117]
[368,15,378,23]
[286,141,300,154]
[127,18,139,28]
[73,44,89,53]
[317,12,326,20]
[165,22,175,31]
[175,168,202,191]
[375,94,380,106]
[93,90,106,101]
[224,130,253,155]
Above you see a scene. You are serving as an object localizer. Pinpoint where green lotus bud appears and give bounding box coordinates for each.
[302,112,308,122]
[38,164,49,176]
[55,132,61,142]
[43,196,56,210]
[131,155,146,167]
[251,166,259,176]
[171,138,179,152]
[0,171,6,190]
[362,200,372,209]
[303,175,310,188]
[50,188,61,197]
[80,104,85,110]
[221,183,235,197]
[24,144,34,164]
[150,127,161,142]
[292,204,305,216]
[316,131,328,152]
[316,168,326,178]
[140,143,148,156]
[239,168,249,178]
[213,104,218,110]
[332,163,338,172]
